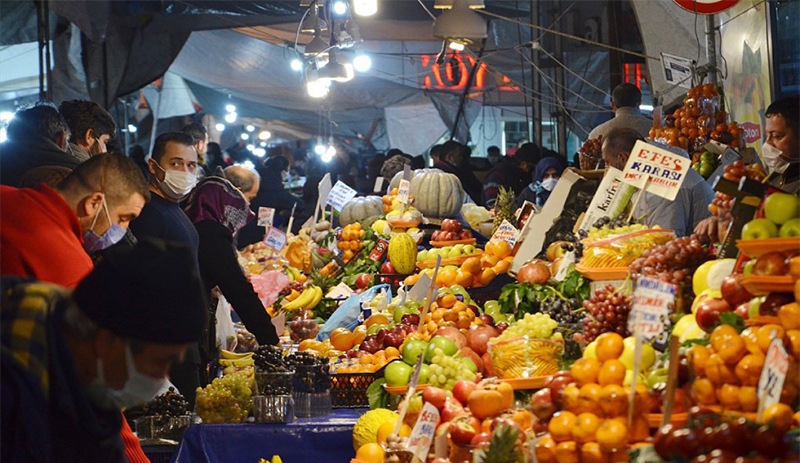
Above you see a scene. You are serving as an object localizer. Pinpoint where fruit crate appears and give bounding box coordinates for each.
[330,372,378,408]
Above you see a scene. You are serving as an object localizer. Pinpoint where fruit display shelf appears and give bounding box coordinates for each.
[736,237,800,258]
[740,275,794,295]
[499,375,552,390]
[573,263,629,281]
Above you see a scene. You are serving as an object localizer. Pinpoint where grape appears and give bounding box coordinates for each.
[195,370,254,424]
[142,387,190,418]
[254,345,290,372]
[539,297,581,324]
[496,312,559,341]
[426,348,476,389]
[579,285,632,342]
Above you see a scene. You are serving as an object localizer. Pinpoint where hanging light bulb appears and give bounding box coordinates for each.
[318,50,352,82]
[215,123,225,132]
[224,112,237,123]
[314,140,327,155]
[246,124,255,132]
[290,58,304,72]
[225,104,236,113]
[258,130,271,140]
[240,133,250,140]
[301,3,328,33]
[353,54,372,72]
[331,0,348,17]
[353,0,377,16]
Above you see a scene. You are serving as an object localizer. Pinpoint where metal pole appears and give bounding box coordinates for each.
[44,0,52,100]
[531,0,542,145]
[36,0,45,101]
[705,14,718,84]
[554,0,567,154]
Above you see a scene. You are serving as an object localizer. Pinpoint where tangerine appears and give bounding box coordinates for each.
[761,403,794,433]
[690,377,717,405]
[436,293,458,309]
[570,357,601,386]
[365,313,390,328]
[355,443,385,463]
[548,411,578,442]
[711,325,746,365]
[704,353,739,386]
[597,359,626,386]
[353,325,368,345]
[330,328,356,351]
[554,441,579,463]
[477,268,497,286]
[687,344,711,376]
[578,383,603,415]
[756,324,786,354]
[595,419,628,452]
[535,434,557,463]
[717,384,741,410]
[579,442,606,463]
[741,328,761,355]
[376,419,411,444]
[738,386,758,412]
[454,269,475,288]
[461,256,482,275]
[480,254,500,268]
[436,268,458,287]
[492,258,512,275]
[595,332,624,361]
[493,241,513,259]
[734,353,765,387]
[572,412,601,443]
[599,384,628,417]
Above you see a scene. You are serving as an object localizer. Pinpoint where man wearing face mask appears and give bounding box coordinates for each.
[58,99,117,164]
[1,239,206,463]
[761,96,800,194]
[0,152,149,288]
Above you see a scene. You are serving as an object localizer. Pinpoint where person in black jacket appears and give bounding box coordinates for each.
[182,176,280,356]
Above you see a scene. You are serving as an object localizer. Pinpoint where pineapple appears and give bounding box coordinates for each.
[492,186,517,235]
[475,424,524,463]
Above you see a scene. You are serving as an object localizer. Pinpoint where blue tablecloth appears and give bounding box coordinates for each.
[172,408,366,463]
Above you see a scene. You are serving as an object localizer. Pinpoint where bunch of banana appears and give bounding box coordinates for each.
[285,266,306,283]
[258,456,283,463]
[281,285,323,311]
[219,350,254,370]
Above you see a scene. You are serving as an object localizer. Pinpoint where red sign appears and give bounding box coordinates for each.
[419,52,518,92]
[740,122,762,144]
[673,0,741,15]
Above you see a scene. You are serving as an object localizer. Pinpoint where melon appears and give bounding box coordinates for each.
[340,196,384,226]
[352,408,398,451]
[388,233,417,274]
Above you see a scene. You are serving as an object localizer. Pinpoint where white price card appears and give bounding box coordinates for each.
[661,52,694,89]
[407,402,440,461]
[628,277,676,346]
[397,179,411,205]
[318,173,332,205]
[758,337,789,413]
[621,140,691,201]
[263,227,287,252]
[407,274,433,304]
[325,282,354,300]
[373,176,385,193]
[257,207,275,227]
[325,180,358,211]
[490,219,520,247]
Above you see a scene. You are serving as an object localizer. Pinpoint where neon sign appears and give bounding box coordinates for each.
[419,52,519,92]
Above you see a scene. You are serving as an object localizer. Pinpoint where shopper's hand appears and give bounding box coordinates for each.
[694,216,721,243]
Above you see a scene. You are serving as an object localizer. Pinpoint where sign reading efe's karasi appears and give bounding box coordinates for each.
[621,140,690,201]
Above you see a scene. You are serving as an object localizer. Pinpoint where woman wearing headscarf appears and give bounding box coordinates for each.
[515,156,567,209]
[183,176,280,368]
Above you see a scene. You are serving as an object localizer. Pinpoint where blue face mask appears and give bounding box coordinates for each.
[83,196,126,252]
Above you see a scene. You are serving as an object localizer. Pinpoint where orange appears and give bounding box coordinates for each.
[560,383,580,413]
[535,434,558,463]
[484,240,497,257]
[734,353,765,387]
[436,267,458,287]
[786,329,800,358]
[710,326,746,365]
[353,325,367,345]
[704,353,739,386]
[760,403,794,433]
[548,411,578,442]
[298,338,320,351]
[741,328,761,355]
[595,332,624,361]
[554,441,579,463]
[365,313,390,328]
[628,414,650,442]
[595,419,628,452]
[376,420,411,444]
[355,442,385,463]
[384,346,400,359]
[690,377,716,405]
[599,384,628,418]
[493,241,513,259]
[480,254,500,268]
[597,359,626,386]
[436,293,458,309]
[570,357,601,386]
[710,324,739,350]
[477,268,497,286]
[404,274,420,286]
[579,442,606,463]
[687,344,711,376]
[572,413,601,443]
[578,383,603,415]
[738,386,758,412]
[492,258,512,275]
[756,324,786,354]
[330,328,356,351]
[461,256,482,275]
[717,384,741,410]
[454,269,475,288]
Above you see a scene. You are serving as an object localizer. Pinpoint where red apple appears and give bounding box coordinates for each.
[529,387,556,420]
[545,371,573,408]
[436,326,467,350]
[355,273,373,289]
[470,432,492,450]
[459,347,483,374]
[760,293,793,316]
[467,325,499,356]
[695,298,732,332]
[734,302,750,320]
[478,314,495,326]
[753,251,789,276]
[481,352,496,377]
[422,386,448,411]
[440,397,465,422]
[452,380,477,407]
[720,274,754,308]
[449,414,480,447]
[381,261,395,274]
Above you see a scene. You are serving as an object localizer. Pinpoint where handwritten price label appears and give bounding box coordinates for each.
[407,403,440,460]
[257,207,275,227]
[397,179,411,205]
[629,277,676,347]
[490,220,519,247]
[325,180,357,211]
[263,227,287,252]
[758,337,789,412]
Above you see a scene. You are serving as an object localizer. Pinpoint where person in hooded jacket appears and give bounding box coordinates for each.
[515,156,567,209]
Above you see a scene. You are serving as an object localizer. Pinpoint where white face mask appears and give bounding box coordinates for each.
[281,171,289,182]
[87,343,168,410]
[541,177,559,191]
[761,142,789,174]
[154,162,197,200]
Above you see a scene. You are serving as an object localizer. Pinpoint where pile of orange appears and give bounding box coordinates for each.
[415,293,477,340]
[537,332,651,463]
[337,223,365,262]
[329,325,368,351]
[406,241,514,289]
[336,347,400,373]
[381,188,413,213]
[687,315,800,411]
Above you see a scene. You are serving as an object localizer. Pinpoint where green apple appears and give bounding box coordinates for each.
[394,304,420,324]
[417,250,430,261]
[424,335,458,362]
[619,337,656,372]
[367,323,390,336]
[742,260,756,276]
[764,192,800,225]
[447,247,460,259]
[741,218,779,240]
[384,360,413,387]
[583,340,597,359]
[461,357,477,373]
[463,245,476,255]
[402,338,429,364]
[452,244,464,255]
[418,363,431,384]
[779,218,800,238]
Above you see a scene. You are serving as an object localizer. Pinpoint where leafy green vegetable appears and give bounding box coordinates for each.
[557,265,590,300]
[367,378,390,409]
[718,312,745,333]
[681,337,710,348]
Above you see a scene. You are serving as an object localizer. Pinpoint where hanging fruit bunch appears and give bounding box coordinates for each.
[337,222,365,263]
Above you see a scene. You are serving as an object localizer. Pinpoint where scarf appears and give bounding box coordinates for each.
[182,176,255,235]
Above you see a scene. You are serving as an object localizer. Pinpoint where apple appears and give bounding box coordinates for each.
[720,274,754,307]
[422,386,448,410]
[452,380,477,406]
[384,360,413,386]
[401,338,428,364]
[355,273,373,290]
[440,397,465,422]
[545,371,573,408]
[481,352,496,377]
[742,260,756,276]
[780,218,800,237]
[435,326,467,350]
[418,363,431,384]
[367,323,389,335]
[495,322,509,333]
[747,296,764,319]
[734,302,750,320]
[459,346,483,374]
[695,298,732,332]
[383,330,405,348]
[753,251,789,276]
[470,432,492,451]
[741,218,779,240]
[763,192,800,225]
[424,335,458,362]
[449,414,480,447]
[467,325,499,356]
[400,312,421,326]
[546,241,568,262]
[478,314,495,326]
[760,293,793,316]
[529,387,556,420]
[381,261,396,274]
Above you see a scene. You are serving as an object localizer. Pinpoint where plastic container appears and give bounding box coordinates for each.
[293,364,331,393]
[253,395,295,424]
[488,335,563,379]
[135,415,192,440]
[293,391,332,417]
[255,370,294,396]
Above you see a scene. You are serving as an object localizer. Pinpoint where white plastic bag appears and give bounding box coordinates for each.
[215,294,237,351]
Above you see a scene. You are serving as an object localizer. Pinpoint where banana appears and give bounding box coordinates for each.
[218,357,254,368]
[220,349,253,360]
[304,285,323,310]
[286,266,302,281]
[282,286,315,311]
[272,456,283,463]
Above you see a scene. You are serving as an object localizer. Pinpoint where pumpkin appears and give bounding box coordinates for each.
[388,233,417,275]
[388,168,437,191]
[409,170,464,218]
[339,196,384,226]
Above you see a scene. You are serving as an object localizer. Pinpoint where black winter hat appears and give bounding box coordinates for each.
[73,239,207,344]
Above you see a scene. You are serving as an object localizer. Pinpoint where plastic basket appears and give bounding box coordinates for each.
[330,372,377,408]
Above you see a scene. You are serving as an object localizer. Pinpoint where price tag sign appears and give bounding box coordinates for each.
[621,140,691,201]
[318,173,332,205]
[325,180,358,211]
[407,274,433,304]
[397,179,411,205]
[491,220,520,247]
[758,337,789,412]
[628,277,676,346]
[407,403,440,461]
[257,207,275,227]
[263,227,287,252]
[580,167,626,230]
[373,176,385,193]
[661,52,694,89]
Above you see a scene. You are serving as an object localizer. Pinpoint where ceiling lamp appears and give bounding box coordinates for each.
[353,0,377,16]
[433,0,487,46]
[304,28,330,57]
[305,67,331,98]
[301,3,328,33]
[434,0,485,9]
[318,50,353,82]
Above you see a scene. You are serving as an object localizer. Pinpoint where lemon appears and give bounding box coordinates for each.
[706,259,736,291]
[355,443,385,463]
[692,260,717,295]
